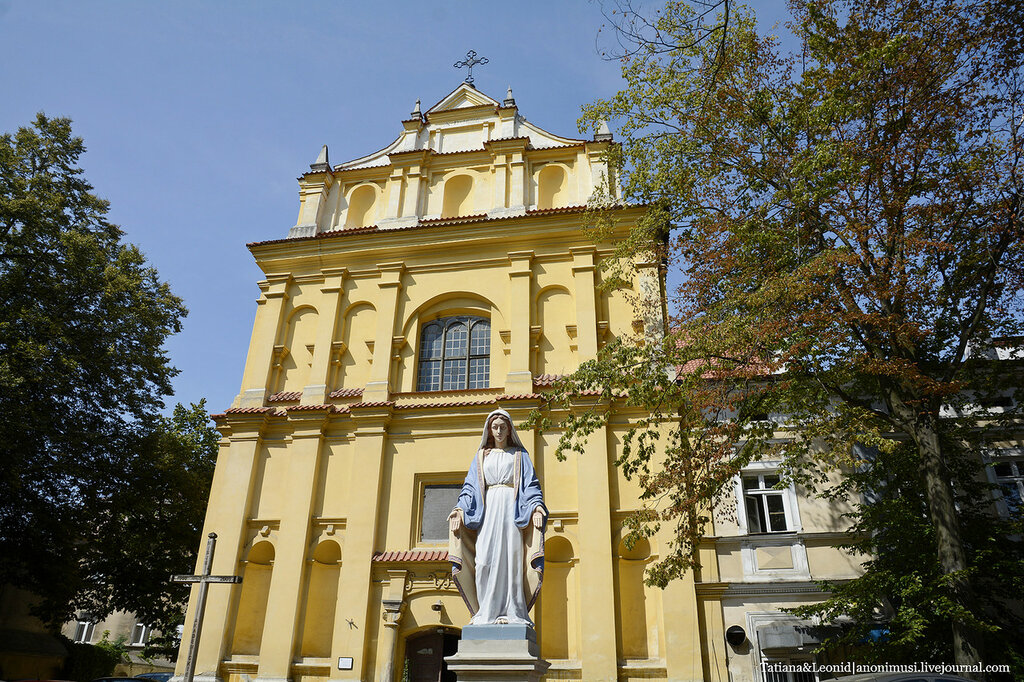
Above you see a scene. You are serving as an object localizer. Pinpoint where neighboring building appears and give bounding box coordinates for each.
[175,82,865,682]
[61,611,177,676]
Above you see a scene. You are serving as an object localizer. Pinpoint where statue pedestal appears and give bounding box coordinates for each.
[445,625,550,682]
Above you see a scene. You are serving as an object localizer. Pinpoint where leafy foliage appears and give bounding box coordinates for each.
[61,631,126,682]
[535,0,1024,667]
[0,114,216,648]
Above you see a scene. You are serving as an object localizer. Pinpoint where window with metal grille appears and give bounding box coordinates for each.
[421,484,462,542]
[743,474,791,533]
[417,316,490,391]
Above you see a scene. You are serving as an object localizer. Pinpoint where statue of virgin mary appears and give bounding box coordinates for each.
[448,409,547,625]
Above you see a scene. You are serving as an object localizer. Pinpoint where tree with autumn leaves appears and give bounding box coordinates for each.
[538,0,1024,671]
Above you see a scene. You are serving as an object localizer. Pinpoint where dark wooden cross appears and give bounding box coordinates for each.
[453,50,489,85]
[171,533,242,682]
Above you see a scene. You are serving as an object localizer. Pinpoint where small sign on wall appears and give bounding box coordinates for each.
[338,657,354,670]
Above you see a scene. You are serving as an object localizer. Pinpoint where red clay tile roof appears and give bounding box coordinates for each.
[285,404,342,412]
[217,406,286,417]
[267,391,302,402]
[533,374,565,387]
[329,387,364,398]
[394,397,499,410]
[373,549,449,562]
[348,400,396,409]
[419,213,489,225]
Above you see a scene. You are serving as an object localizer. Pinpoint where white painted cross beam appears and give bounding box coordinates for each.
[171,533,242,682]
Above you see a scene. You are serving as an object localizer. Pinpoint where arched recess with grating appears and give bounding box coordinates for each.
[441,174,474,218]
[615,536,653,659]
[299,539,341,657]
[537,535,578,660]
[345,184,378,228]
[230,540,275,655]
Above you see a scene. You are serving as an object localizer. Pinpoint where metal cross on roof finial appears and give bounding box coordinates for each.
[454,50,489,86]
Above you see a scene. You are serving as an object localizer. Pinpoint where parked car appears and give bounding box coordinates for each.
[136,674,172,682]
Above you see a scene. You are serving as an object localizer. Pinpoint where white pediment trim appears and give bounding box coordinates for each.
[426,83,501,113]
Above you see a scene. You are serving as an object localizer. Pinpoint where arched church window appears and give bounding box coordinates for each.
[417,316,490,391]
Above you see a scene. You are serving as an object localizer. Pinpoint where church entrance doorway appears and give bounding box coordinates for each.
[404,628,460,682]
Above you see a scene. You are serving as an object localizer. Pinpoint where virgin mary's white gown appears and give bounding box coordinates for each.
[469,447,531,625]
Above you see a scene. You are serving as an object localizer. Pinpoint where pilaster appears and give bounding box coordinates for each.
[236,274,292,408]
[330,405,392,680]
[377,570,408,682]
[505,251,534,395]
[303,268,348,404]
[570,247,600,362]
[256,410,330,682]
[509,150,527,211]
[485,136,528,218]
[290,170,335,238]
[380,148,429,229]
[575,422,618,682]
[383,167,404,221]
[363,263,405,403]
[177,415,267,679]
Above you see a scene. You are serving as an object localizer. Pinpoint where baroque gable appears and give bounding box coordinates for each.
[288,84,618,238]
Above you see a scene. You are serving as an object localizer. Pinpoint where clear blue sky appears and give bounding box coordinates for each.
[0,1,788,413]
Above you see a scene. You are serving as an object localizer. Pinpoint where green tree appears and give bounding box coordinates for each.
[0,114,214,647]
[540,0,1023,669]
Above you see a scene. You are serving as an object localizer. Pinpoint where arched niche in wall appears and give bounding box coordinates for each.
[277,305,319,393]
[231,540,275,655]
[337,302,376,391]
[537,164,570,210]
[535,286,575,376]
[538,535,577,660]
[615,536,653,660]
[345,184,378,228]
[299,540,342,658]
[441,174,474,218]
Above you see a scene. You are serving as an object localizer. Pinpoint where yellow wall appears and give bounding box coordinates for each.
[180,84,729,682]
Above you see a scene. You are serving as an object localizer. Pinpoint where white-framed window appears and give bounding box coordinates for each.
[73,620,95,643]
[417,316,490,391]
[735,464,800,535]
[992,456,1024,516]
[743,473,791,533]
[130,623,150,646]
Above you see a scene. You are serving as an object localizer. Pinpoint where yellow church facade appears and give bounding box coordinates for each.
[176,83,861,682]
